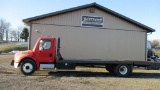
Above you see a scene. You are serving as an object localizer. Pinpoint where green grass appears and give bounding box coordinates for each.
[0,45,28,53]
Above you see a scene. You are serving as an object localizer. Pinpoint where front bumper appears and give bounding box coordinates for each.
[10,60,19,68]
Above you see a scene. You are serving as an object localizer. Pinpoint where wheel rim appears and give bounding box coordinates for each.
[119,66,128,75]
[22,63,33,73]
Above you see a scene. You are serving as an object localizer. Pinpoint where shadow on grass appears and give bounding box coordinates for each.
[2,69,160,79]
[130,72,160,78]
[48,71,113,77]
[35,71,160,79]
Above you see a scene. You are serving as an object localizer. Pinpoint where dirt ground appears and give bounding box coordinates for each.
[0,54,160,90]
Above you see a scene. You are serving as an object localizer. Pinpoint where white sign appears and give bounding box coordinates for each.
[81,16,103,27]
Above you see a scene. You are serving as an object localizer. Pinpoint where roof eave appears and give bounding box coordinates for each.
[22,3,96,24]
[93,3,155,32]
[23,2,155,32]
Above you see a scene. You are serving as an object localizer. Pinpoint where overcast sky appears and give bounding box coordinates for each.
[0,0,159,40]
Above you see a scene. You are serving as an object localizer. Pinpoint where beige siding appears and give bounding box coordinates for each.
[32,7,146,32]
[31,24,146,61]
[30,6,147,61]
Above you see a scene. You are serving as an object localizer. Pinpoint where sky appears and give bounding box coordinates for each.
[0,0,159,40]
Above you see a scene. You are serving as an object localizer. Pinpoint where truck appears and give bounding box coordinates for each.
[11,37,160,77]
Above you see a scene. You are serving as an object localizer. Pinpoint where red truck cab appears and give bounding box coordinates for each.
[11,37,56,75]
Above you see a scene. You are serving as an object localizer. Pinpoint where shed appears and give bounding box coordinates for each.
[23,3,155,61]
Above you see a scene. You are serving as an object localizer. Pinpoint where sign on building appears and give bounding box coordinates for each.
[81,16,103,27]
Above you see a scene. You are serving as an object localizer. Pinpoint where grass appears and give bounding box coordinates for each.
[0,45,28,53]
[154,50,160,57]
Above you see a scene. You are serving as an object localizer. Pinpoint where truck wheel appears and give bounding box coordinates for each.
[114,64,132,77]
[20,59,36,75]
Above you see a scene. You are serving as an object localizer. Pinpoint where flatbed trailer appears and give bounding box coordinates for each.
[56,59,160,74]
[57,59,160,67]
[11,37,160,77]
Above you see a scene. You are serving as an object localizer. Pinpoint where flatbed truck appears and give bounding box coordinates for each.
[11,37,160,77]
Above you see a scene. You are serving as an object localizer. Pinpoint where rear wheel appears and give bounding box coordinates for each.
[20,59,36,75]
[114,64,132,77]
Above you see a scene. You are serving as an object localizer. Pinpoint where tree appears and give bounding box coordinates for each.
[151,40,159,48]
[20,27,29,42]
[16,26,23,42]
[0,18,10,41]
[10,30,17,41]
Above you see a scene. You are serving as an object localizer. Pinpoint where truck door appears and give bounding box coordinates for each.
[36,39,54,63]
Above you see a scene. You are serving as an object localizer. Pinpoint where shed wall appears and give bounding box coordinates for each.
[32,7,146,32]
[30,7,147,61]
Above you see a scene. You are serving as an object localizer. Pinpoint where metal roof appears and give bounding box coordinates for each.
[23,2,155,32]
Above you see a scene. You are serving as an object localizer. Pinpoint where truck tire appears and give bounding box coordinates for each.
[114,64,132,77]
[20,59,36,75]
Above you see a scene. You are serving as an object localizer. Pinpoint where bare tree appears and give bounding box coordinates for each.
[10,30,17,41]
[16,26,23,42]
[0,18,10,41]
[151,40,159,48]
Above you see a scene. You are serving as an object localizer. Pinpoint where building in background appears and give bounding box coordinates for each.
[23,3,155,61]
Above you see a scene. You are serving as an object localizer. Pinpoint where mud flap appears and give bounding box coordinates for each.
[11,60,14,66]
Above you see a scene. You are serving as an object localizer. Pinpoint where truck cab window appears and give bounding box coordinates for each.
[39,40,51,50]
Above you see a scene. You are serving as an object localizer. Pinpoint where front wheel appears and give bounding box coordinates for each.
[114,64,132,77]
[20,59,36,75]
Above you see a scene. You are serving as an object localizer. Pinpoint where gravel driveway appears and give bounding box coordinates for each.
[0,54,160,90]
